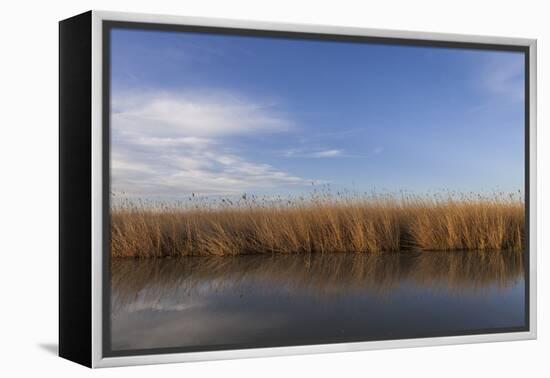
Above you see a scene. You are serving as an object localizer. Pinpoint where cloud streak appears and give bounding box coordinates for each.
[481,54,524,102]
[283,147,383,159]
[283,148,344,158]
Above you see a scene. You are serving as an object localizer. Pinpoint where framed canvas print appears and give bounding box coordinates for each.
[59,10,537,368]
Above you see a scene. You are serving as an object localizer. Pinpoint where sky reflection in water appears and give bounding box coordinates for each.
[111,251,525,351]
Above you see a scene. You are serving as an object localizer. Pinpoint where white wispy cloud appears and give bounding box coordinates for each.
[111,90,311,197]
[311,149,342,158]
[482,54,524,102]
[283,146,383,159]
[112,90,291,138]
[284,148,343,158]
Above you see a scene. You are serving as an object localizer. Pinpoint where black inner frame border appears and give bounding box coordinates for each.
[102,20,531,358]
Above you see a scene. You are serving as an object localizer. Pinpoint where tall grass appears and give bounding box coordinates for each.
[111,192,524,258]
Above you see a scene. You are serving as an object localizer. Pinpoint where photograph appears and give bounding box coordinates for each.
[106,24,528,355]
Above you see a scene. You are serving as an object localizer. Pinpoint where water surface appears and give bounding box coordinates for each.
[111,251,525,352]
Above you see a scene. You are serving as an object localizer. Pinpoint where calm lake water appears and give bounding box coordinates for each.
[111,251,526,352]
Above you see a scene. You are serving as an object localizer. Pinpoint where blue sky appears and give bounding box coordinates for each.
[110,28,525,199]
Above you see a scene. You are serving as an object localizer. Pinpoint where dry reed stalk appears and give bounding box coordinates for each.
[111,193,524,258]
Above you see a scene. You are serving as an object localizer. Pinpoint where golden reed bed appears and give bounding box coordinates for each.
[111,193,524,258]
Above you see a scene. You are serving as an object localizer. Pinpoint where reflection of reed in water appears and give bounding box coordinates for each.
[111,251,524,314]
[407,251,523,291]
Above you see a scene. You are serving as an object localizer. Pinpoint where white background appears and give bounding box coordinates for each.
[0,0,547,376]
